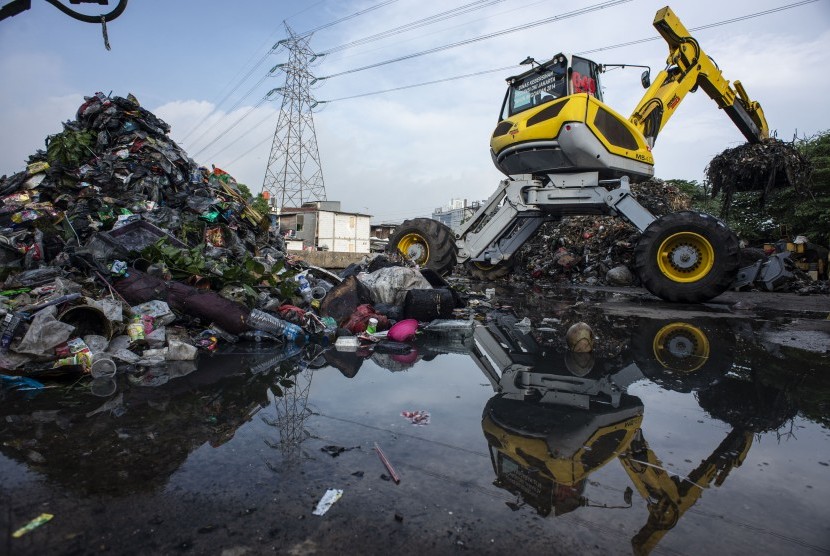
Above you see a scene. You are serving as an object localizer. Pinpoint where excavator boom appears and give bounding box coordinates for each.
[629,6,769,146]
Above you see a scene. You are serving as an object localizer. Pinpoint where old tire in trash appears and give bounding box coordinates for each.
[634,211,739,303]
[631,319,732,393]
[403,289,455,321]
[387,218,457,276]
[465,259,514,281]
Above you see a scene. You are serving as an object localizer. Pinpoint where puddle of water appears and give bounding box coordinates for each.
[1,297,829,555]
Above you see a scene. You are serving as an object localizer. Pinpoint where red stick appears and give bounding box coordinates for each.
[374,442,400,484]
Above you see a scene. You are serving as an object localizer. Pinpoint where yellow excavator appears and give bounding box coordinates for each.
[464,313,761,555]
[389,6,775,303]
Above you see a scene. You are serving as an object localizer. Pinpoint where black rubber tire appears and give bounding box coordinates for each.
[465,259,514,281]
[387,218,457,275]
[634,211,739,303]
[630,318,732,393]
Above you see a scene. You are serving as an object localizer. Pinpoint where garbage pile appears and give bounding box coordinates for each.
[706,138,811,215]
[0,92,464,391]
[514,178,690,287]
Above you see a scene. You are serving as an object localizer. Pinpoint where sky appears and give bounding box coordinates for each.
[1,0,828,224]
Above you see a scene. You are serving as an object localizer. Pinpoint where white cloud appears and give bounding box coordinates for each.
[0,52,80,174]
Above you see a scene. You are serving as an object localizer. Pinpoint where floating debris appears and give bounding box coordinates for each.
[401,410,430,426]
[12,513,53,538]
[374,442,400,484]
[312,489,343,516]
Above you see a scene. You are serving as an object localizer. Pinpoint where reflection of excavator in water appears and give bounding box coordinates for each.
[435,314,788,555]
[390,6,787,303]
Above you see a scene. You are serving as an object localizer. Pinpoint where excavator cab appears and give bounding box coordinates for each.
[491,53,655,181]
[498,54,603,119]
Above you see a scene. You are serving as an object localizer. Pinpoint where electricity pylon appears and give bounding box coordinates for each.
[261,25,327,210]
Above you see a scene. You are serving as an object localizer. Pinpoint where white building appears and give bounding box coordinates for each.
[278,201,371,253]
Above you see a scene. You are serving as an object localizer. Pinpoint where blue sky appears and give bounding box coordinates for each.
[1,0,829,224]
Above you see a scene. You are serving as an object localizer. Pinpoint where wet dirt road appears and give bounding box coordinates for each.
[1,284,829,555]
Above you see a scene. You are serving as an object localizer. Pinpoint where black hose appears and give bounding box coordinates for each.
[43,0,127,23]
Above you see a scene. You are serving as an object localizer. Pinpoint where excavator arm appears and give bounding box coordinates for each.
[629,6,769,147]
[619,427,754,555]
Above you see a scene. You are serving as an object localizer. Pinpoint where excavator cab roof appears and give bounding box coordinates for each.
[500,53,603,120]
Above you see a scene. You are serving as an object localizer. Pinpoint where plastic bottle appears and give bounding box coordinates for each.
[241,329,280,343]
[296,273,313,304]
[246,309,304,342]
[366,317,378,335]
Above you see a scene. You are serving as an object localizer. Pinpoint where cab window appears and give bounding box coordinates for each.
[570,56,602,101]
[503,57,567,118]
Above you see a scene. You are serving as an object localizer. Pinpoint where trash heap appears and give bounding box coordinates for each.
[706,138,811,215]
[0,92,464,390]
[514,178,690,286]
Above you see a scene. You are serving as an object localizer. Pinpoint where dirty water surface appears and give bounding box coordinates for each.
[1,286,829,556]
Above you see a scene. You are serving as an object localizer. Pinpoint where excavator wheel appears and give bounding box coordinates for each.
[465,259,514,281]
[634,211,739,303]
[387,218,457,275]
[631,319,732,393]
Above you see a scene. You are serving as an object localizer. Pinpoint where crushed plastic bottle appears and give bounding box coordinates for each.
[246,309,304,342]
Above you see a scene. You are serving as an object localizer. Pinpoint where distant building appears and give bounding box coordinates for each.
[369,223,398,253]
[432,198,484,229]
[370,223,397,240]
[277,201,371,253]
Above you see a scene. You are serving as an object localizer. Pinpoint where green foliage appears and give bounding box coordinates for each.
[46,129,96,167]
[670,130,830,246]
[764,131,830,245]
[236,182,253,198]
[140,239,298,303]
[664,179,720,215]
[718,192,779,244]
[235,183,271,217]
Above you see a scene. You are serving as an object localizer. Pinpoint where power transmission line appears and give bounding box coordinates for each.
[318,0,572,64]
[262,26,327,208]
[323,64,514,102]
[299,0,400,36]
[187,0,591,155]
[191,92,278,159]
[200,110,276,165]
[178,35,287,144]
[186,69,278,151]
[317,0,818,103]
[317,0,632,79]
[319,0,506,55]
[210,64,514,165]
[210,0,817,167]
[580,0,820,54]
[180,1,403,148]
[224,133,274,169]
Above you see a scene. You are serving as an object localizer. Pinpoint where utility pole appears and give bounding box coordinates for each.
[261,24,327,211]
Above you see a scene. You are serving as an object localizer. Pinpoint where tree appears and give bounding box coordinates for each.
[670,130,830,247]
[765,131,830,246]
[664,179,719,215]
[236,183,271,216]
